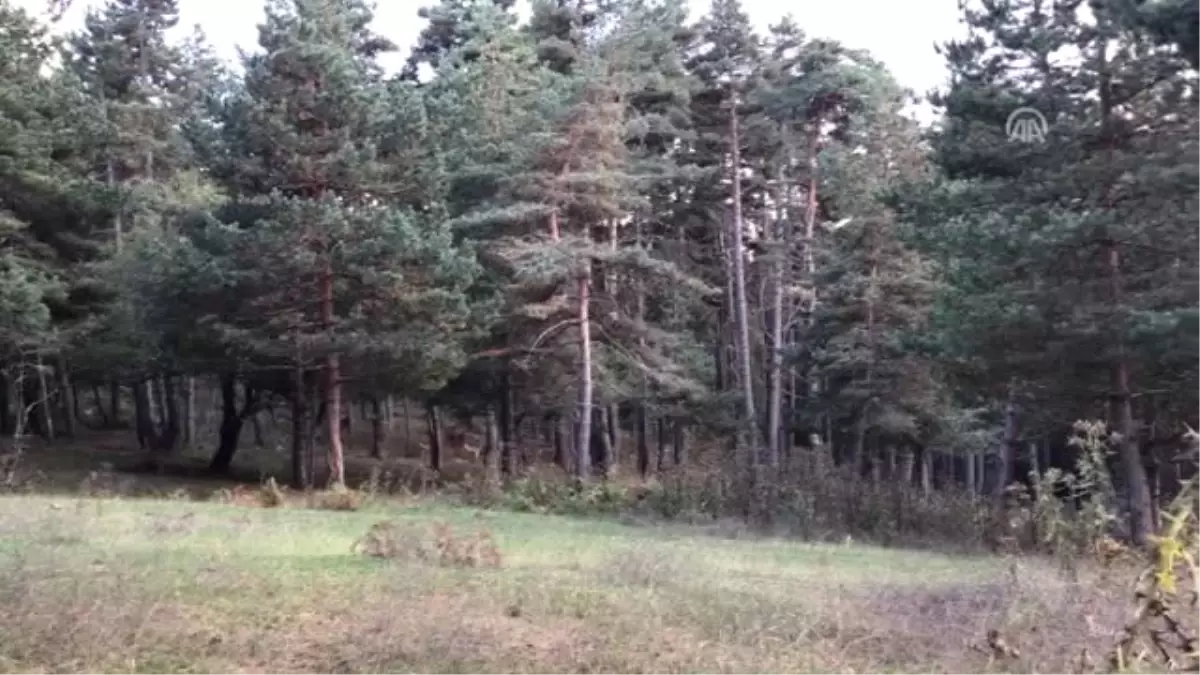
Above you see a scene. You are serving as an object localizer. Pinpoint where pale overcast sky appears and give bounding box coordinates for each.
[17,0,966,111]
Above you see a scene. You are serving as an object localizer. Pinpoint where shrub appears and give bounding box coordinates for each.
[353,520,501,568]
[309,484,364,511]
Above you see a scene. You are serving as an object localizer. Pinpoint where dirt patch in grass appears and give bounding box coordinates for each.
[279,592,593,673]
[842,564,1136,673]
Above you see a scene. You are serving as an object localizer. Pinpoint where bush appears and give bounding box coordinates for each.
[308,484,364,512]
[497,468,632,517]
[353,520,502,568]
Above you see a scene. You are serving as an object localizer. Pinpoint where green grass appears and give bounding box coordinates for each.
[0,494,1132,673]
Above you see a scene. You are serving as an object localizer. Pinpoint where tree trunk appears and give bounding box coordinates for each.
[320,256,345,488]
[370,395,385,459]
[211,374,246,474]
[133,379,154,452]
[672,420,687,466]
[604,218,620,477]
[306,379,320,486]
[765,132,793,472]
[0,372,11,436]
[36,353,54,441]
[797,123,822,436]
[1095,5,1153,545]
[425,402,443,473]
[633,217,649,479]
[920,448,933,496]
[635,405,649,478]
[57,356,76,438]
[993,382,1020,510]
[594,406,613,478]
[718,232,739,467]
[109,381,121,426]
[966,451,977,497]
[12,369,26,438]
[402,398,411,453]
[155,375,170,431]
[899,447,916,488]
[576,269,593,482]
[90,384,108,427]
[728,91,761,492]
[290,366,308,489]
[70,382,82,428]
[182,377,195,449]
[251,413,265,447]
[483,406,500,486]
[656,417,668,473]
[160,375,181,456]
[553,413,568,471]
[499,379,515,477]
[607,404,620,475]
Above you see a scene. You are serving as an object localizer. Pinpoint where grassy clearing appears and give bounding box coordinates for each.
[0,494,1134,673]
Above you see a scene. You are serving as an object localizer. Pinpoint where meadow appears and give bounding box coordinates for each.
[0,491,1137,673]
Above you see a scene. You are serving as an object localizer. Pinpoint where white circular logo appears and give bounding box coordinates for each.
[1006,107,1048,143]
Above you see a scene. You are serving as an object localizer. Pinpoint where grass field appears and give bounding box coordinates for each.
[0,492,1138,674]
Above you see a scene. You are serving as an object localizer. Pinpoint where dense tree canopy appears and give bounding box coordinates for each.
[0,0,1195,546]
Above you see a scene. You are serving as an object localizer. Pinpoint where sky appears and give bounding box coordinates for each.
[15,0,968,117]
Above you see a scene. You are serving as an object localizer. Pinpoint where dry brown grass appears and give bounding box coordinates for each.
[208,479,371,513]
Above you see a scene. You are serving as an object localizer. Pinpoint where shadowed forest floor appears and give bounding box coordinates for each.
[0,492,1141,674]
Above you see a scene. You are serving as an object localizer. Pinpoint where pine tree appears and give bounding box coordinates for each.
[607,0,708,477]
[527,0,613,75]
[64,0,207,455]
[68,0,187,251]
[417,14,563,478]
[1109,0,1198,67]
[213,0,479,487]
[685,0,763,493]
[813,83,939,480]
[401,0,517,80]
[917,0,1199,543]
[755,23,899,469]
[0,0,82,437]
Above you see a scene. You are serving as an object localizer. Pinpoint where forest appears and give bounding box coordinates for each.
[0,0,1197,551]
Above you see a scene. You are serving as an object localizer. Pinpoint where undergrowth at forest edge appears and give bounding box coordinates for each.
[0,424,1194,673]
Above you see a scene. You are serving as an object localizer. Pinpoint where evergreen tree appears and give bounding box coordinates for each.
[65,0,224,455]
[915,0,1199,543]
[1110,0,1198,67]
[68,0,187,250]
[755,24,899,464]
[813,83,940,480]
[401,0,517,80]
[527,0,614,74]
[0,1,75,435]
[212,0,479,487]
[685,0,763,490]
